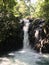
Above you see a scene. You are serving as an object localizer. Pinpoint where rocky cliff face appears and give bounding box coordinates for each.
[28,18,49,53]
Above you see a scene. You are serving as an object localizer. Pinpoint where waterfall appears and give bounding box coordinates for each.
[1,19,49,65]
[23,19,30,49]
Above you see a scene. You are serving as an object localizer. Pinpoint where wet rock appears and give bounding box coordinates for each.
[28,18,49,53]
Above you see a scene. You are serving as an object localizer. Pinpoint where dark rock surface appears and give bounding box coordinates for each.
[28,18,49,53]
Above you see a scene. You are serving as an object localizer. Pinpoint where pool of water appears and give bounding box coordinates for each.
[0,49,49,65]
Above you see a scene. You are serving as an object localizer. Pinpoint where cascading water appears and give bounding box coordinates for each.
[23,19,30,49]
[18,19,30,53]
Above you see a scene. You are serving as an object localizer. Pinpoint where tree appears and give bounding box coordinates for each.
[0,0,20,42]
[0,0,24,54]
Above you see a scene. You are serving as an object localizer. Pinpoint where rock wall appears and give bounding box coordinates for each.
[28,18,49,53]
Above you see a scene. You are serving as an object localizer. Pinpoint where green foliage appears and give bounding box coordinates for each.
[41,0,49,21]
[0,0,20,43]
[34,0,49,21]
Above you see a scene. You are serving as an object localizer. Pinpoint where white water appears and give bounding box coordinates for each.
[0,19,49,65]
[23,19,30,49]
